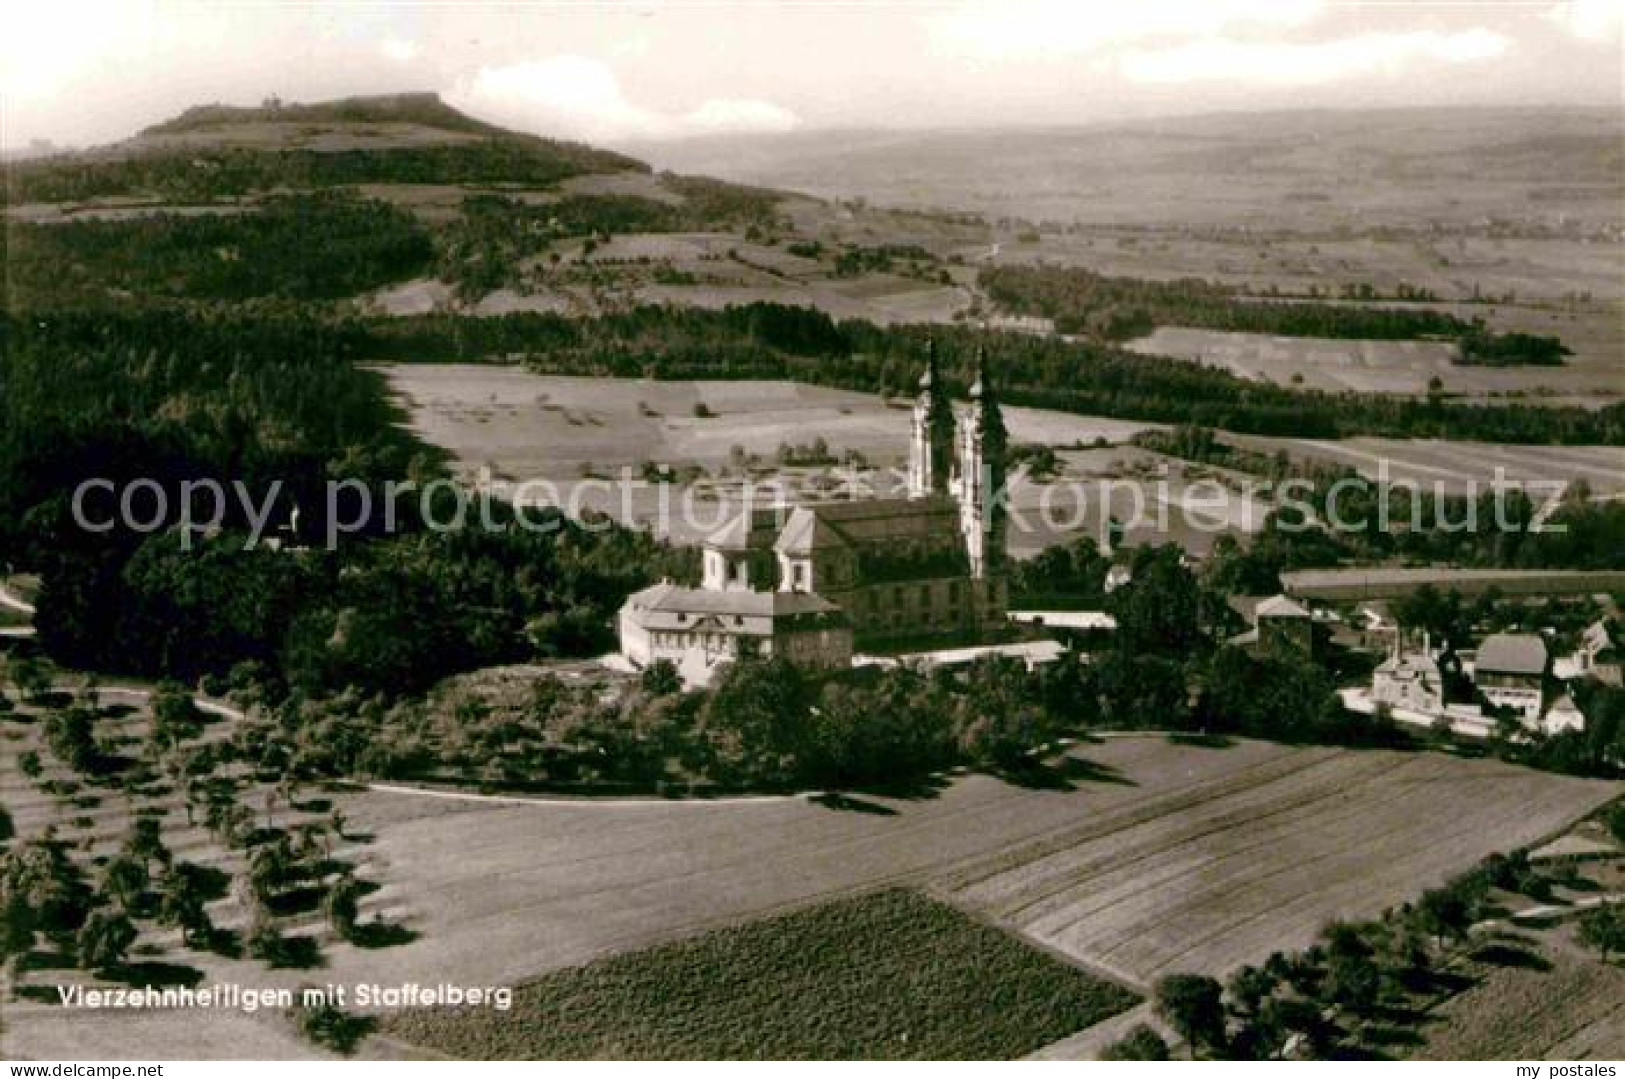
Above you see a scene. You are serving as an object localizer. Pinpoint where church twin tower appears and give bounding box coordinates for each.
[906,342,1008,580]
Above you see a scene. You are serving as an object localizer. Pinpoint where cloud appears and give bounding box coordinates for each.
[447,56,798,142]
[1121,29,1512,85]
[1,1,147,101]
[682,98,799,134]
[1543,0,1623,41]
[379,37,420,63]
[932,0,1324,60]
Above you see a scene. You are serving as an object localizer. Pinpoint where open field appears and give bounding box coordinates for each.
[380,365,1153,476]
[380,364,1275,553]
[1126,320,1622,405]
[5,693,1615,1059]
[381,888,1137,1059]
[380,363,1621,555]
[938,749,1615,985]
[1410,925,1625,1059]
[1223,432,1625,497]
[644,110,1623,405]
[1125,326,1462,396]
[331,738,1611,998]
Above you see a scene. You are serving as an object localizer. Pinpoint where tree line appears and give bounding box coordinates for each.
[2,139,642,205]
[980,263,1570,365]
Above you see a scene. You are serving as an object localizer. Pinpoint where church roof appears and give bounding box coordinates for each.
[705,505,786,551]
[620,581,845,624]
[775,497,960,555]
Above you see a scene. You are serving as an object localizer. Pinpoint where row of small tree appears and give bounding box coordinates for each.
[1140,843,1616,1059]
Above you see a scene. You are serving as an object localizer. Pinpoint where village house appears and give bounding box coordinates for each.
[1473,632,1551,723]
[1372,647,1445,714]
[1226,593,1318,657]
[1575,617,1622,686]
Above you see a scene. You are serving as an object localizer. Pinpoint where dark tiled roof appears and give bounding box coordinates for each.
[624,581,842,620]
[776,497,960,554]
[705,505,789,551]
[1256,594,1312,619]
[1477,633,1549,676]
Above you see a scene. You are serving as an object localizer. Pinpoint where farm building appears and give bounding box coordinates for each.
[1256,594,1316,656]
[619,346,1011,685]
[1226,593,1318,657]
[1575,618,1622,686]
[1373,648,1445,713]
[1543,693,1586,735]
[1007,609,1116,649]
[1474,632,1551,723]
[854,639,1067,672]
[1282,567,1625,603]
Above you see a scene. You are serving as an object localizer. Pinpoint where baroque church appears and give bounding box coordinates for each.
[619,346,1010,686]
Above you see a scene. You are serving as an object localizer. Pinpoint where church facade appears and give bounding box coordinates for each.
[619,346,1010,686]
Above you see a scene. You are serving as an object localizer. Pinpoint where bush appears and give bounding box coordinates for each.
[1154,973,1226,1057]
[1606,802,1625,845]
[291,997,375,1055]
[324,874,362,942]
[1101,1024,1171,1060]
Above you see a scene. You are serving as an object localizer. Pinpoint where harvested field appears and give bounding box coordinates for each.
[338,738,1611,1001]
[381,888,1137,1059]
[1127,324,1624,404]
[1223,432,1625,497]
[1411,929,1625,1060]
[940,748,1615,985]
[1125,327,1463,397]
[379,365,1153,480]
[5,721,1614,1059]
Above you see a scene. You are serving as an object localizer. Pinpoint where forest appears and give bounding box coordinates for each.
[1,309,694,697]
[7,192,435,305]
[1,138,642,205]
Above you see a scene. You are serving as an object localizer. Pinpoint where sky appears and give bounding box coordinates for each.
[1,1,1621,150]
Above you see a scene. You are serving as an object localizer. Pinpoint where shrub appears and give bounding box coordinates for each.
[292,997,375,1055]
[1101,1024,1171,1060]
[1154,973,1226,1057]
[1606,802,1625,845]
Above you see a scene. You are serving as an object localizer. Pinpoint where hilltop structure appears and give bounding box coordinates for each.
[619,345,1009,686]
